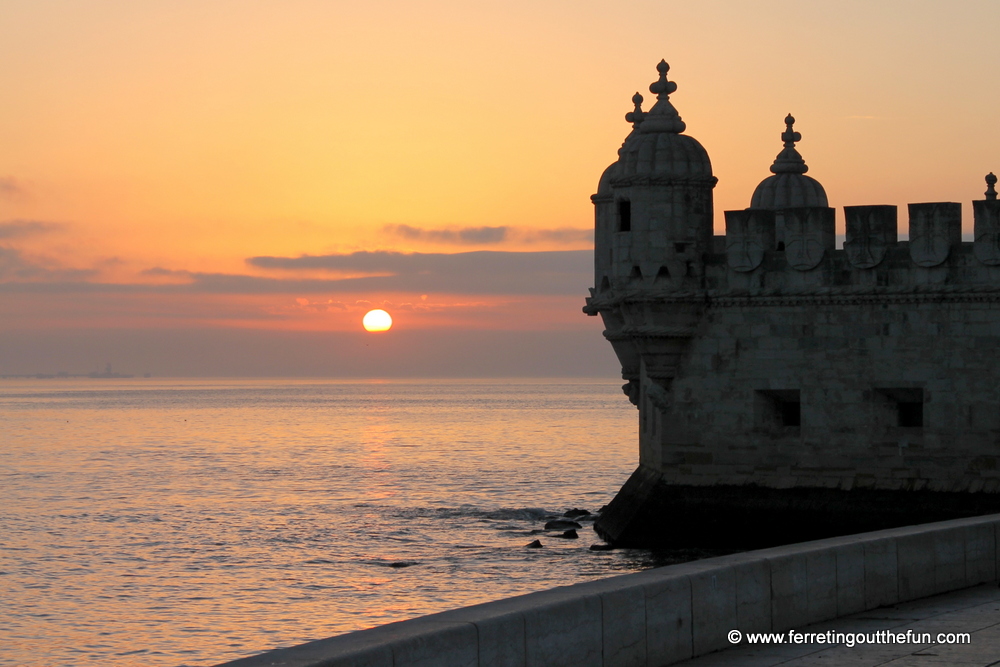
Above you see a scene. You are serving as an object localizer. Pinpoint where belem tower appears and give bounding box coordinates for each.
[585,60,1000,548]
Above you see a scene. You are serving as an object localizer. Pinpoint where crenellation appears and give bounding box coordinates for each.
[672,211,1000,294]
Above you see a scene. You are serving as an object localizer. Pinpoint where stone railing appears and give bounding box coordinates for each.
[217,514,999,667]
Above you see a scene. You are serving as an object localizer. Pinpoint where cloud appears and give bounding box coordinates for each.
[0,246,96,282]
[385,224,509,244]
[0,177,24,199]
[141,267,192,278]
[0,220,63,239]
[0,250,593,297]
[245,249,591,295]
[382,224,594,246]
[521,227,594,244]
[286,296,487,315]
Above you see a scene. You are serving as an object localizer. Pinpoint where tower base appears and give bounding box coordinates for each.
[595,466,1000,549]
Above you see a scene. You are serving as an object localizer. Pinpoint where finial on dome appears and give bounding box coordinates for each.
[639,59,685,133]
[769,113,809,175]
[625,92,645,127]
[649,60,678,99]
[781,114,802,147]
[986,172,998,200]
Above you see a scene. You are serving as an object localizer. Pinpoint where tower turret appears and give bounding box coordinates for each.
[593,60,717,296]
[586,60,717,404]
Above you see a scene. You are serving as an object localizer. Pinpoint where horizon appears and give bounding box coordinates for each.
[0,374,622,381]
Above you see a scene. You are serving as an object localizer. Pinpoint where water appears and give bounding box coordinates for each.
[1,378,705,666]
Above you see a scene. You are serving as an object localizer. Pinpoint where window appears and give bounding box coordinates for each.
[755,390,801,429]
[781,399,801,427]
[874,388,924,428]
[617,200,631,232]
[898,401,923,427]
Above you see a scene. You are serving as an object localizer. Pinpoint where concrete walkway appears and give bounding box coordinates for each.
[676,582,1000,666]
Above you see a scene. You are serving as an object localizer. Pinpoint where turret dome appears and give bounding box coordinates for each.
[750,114,828,209]
[598,60,714,194]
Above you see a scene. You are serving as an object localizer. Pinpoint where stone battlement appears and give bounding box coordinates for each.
[590,183,1000,304]
[719,201,1000,289]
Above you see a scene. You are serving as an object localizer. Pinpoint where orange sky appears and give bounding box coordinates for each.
[1,0,998,374]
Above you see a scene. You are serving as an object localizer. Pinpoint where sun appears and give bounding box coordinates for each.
[362,309,393,332]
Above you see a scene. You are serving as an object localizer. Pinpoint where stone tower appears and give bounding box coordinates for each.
[586,61,1000,548]
[587,60,716,464]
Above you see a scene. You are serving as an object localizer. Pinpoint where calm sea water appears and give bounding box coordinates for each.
[1,378,703,667]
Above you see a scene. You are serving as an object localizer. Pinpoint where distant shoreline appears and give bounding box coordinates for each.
[0,372,146,379]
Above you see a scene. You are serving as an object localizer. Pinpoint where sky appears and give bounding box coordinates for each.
[1,0,998,377]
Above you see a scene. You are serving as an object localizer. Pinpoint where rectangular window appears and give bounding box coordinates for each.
[755,389,801,429]
[781,399,801,427]
[897,401,923,427]
[874,388,924,428]
[617,200,631,232]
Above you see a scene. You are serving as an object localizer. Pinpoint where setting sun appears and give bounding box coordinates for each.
[362,309,393,332]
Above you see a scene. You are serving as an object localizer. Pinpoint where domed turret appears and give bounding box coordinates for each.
[591,60,718,297]
[587,60,718,403]
[750,114,828,210]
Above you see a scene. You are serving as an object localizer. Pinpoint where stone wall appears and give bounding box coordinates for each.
[588,232,1000,493]
[650,277,1000,491]
[585,206,1000,545]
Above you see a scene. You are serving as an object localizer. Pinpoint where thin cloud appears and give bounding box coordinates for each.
[520,227,594,244]
[141,267,193,278]
[0,177,24,199]
[0,250,592,296]
[385,224,509,244]
[246,249,591,295]
[0,246,96,282]
[0,220,63,239]
[383,224,594,246]
[287,297,488,314]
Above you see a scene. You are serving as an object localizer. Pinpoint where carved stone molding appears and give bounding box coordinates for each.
[724,209,774,272]
[589,284,1000,312]
[782,207,835,271]
[908,202,961,267]
[973,199,1000,266]
[845,205,896,269]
